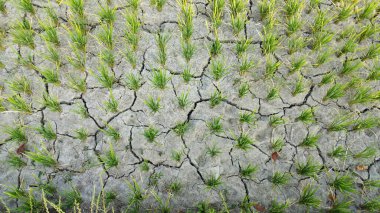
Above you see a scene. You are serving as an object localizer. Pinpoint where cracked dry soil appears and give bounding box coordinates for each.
[0,0,380,212]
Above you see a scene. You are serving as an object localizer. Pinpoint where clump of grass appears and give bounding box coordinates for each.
[240,164,258,178]
[299,134,320,147]
[16,0,35,15]
[288,36,306,54]
[234,132,254,150]
[354,147,377,159]
[349,87,379,105]
[7,94,32,113]
[266,87,280,101]
[74,128,88,142]
[124,11,141,51]
[298,184,321,209]
[144,96,161,113]
[91,65,115,89]
[323,83,347,101]
[99,48,115,67]
[361,197,380,212]
[209,90,225,108]
[210,0,225,29]
[362,43,380,61]
[171,150,183,162]
[39,68,60,85]
[357,24,379,43]
[210,59,228,81]
[101,125,121,141]
[11,19,35,49]
[39,23,60,46]
[3,124,27,143]
[327,114,355,132]
[178,0,194,41]
[151,69,171,89]
[339,60,362,76]
[265,58,281,78]
[72,104,89,119]
[205,174,222,190]
[36,122,57,141]
[25,146,57,167]
[66,74,86,93]
[236,38,251,57]
[104,92,119,113]
[61,188,82,210]
[296,108,315,124]
[269,115,285,127]
[151,0,167,12]
[296,157,321,177]
[286,15,303,35]
[292,76,306,96]
[352,117,380,131]
[271,138,285,152]
[173,122,189,137]
[97,24,114,49]
[206,143,222,158]
[7,75,32,95]
[331,174,356,193]
[144,126,159,143]
[311,31,334,50]
[238,57,255,75]
[328,145,348,159]
[318,72,335,86]
[67,49,86,71]
[0,0,6,14]
[239,111,255,124]
[329,200,352,212]
[357,1,378,21]
[258,0,276,20]
[42,92,62,112]
[289,57,307,75]
[231,13,247,36]
[66,21,87,52]
[367,65,380,81]
[269,200,290,213]
[100,143,118,169]
[177,91,190,109]
[210,36,222,57]
[156,33,170,66]
[125,73,142,91]
[207,117,223,134]
[98,4,116,25]
[44,44,61,66]
[182,66,193,83]
[7,153,27,169]
[311,10,331,33]
[270,171,290,186]
[262,30,280,55]
[181,41,196,62]
[337,36,357,57]
[334,1,357,23]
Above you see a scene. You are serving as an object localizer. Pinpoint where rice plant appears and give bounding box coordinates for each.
[231,13,246,36]
[299,134,320,147]
[101,125,121,141]
[354,147,377,159]
[171,149,183,162]
[311,10,331,33]
[352,117,380,131]
[156,33,170,66]
[270,171,290,186]
[339,60,362,76]
[266,87,280,100]
[11,19,35,49]
[367,65,380,81]
[144,96,161,113]
[349,87,379,105]
[7,94,32,113]
[328,145,348,159]
[40,23,60,46]
[206,117,223,134]
[286,15,303,35]
[44,44,61,65]
[7,75,32,95]
[327,114,355,132]
[42,92,62,112]
[100,143,118,169]
[240,164,257,178]
[151,0,167,12]
[67,21,87,51]
[337,36,357,57]
[205,174,222,190]
[124,11,141,51]
[239,111,255,124]
[269,115,285,127]
[209,90,225,108]
[25,147,57,167]
[66,74,86,93]
[46,6,59,26]
[210,0,225,29]
[357,1,378,21]
[288,36,305,54]
[182,41,196,62]
[361,197,380,212]
[271,138,285,152]
[362,43,380,61]
[178,0,194,41]
[72,104,89,119]
[357,24,378,43]
[99,49,115,67]
[182,66,193,83]
[91,65,115,89]
[238,57,255,75]
[61,188,82,210]
[258,0,276,20]
[236,38,251,57]
[298,184,321,209]
[292,76,306,96]
[67,49,86,71]
[97,24,114,49]
[74,128,88,142]
[329,199,352,212]
[265,58,281,78]
[128,0,140,11]
[16,0,35,15]
[334,1,357,23]
[177,91,190,109]
[104,92,119,113]
[331,174,356,193]
[295,108,315,124]
[3,124,27,143]
[284,0,304,17]
[0,0,6,14]
[98,4,116,25]
[151,69,171,89]
[323,83,347,101]
[210,59,228,81]
[269,200,290,213]
[173,122,189,137]
[125,73,142,91]
[7,153,27,169]
[296,157,321,177]
[262,30,279,55]
[314,49,333,67]
[312,31,334,50]
[35,122,57,141]
[234,132,254,150]
[206,143,222,157]
[210,36,222,57]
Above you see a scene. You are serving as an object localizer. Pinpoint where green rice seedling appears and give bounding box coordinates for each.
[11,19,35,49]
[149,172,163,187]
[181,41,196,62]
[178,0,194,41]
[126,179,149,211]
[367,65,380,81]
[151,190,172,213]
[288,36,306,54]
[0,98,5,112]
[210,36,222,57]
[269,200,290,213]
[91,65,115,89]
[239,111,255,124]
[66,74,86,93]
[182,66,193,83]
[328,145,347,159]
[231,13,246,36]
[61,188,82,210]
[205,174,222,190]
[238,56,255,75]
[151,68,171,89]
[240,164,257,178]
[74,128,88,142]
[124,12,141,51]
[211,0,225,29]
[270,171,290,186]
[144,126,159,143]
[36,122,57,141]
[40,23,60,46]
[171,149,183,162]
[286,15,303,36]
[67,49,86,71]
[334,1,357,23]
[16,0,35,14]
[361,197,380,212]
[267,87,280,100]
[206,143,222,157]
[234,132,254,150]
[269,115,285,127]
[210,59,228,81]
[289,57,307,74]
[104,92,119,113]
[209,90,225,108]
[238,82,249,98]
[265,58,281,78]
[144,96,161,113]
[363,180,380,188]
[98,24,114,49]
[312,31,334,50]
[357,24,378,43]
[7,153,27,169]
[3,124,27,143]
[314,49,333,67]
[101,125,121,141]
[152,0,167,12]
[318,72,335,86]
[67,0,85,18]
[296,157,321,177]
[262,30,279,55]
[7,94,32,113]
[337,36,357,57]
[328,114,355,132]
[44,44,61,65]
[7,75,32,95]
[284,0,304,17]
[124,73,142,91]
[0,0,6,14]
[299,134,320,147]
[362,43,380,61]
[229,0,247,16]
[352,117,380,131]
[67,21,87,51]
[349,87,378,105]
[296,107,315,124]
[25,146,57,167]
[271,138,285,152]
[123,49,137,68]
[42,92,61,112]
[173,122,189,136]
[298,184,321,209]
[331,174,356,193]
[311,10,331,33]
[129,0,140,11]
[156,33,170,66]
[339,60,362,76]
[177,91,190,109]
[329,200,352,212]
[98,4,116,25]
[3,186,28,200]
[207,117,223,134]
[323,83,347,101]
[168,181,182,194]
[264,11,277,31]
[236,38,251,57]
[46,6,59,26]
[72,104,89,118]
[357,1,378,21]
[100,143,118,169]
[354,146,377,159]
[99,49,115,67]
[140,160,149,172]
[258,0,276,20]
[39,68,60,84]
